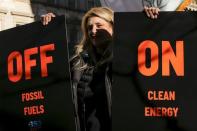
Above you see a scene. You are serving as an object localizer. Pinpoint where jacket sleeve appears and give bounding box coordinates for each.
[143,0,170,8]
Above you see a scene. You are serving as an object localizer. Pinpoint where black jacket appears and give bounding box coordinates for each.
[70,46,112,131]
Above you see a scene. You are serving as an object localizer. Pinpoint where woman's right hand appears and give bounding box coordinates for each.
[144,6,160,19]
[41,13,56,25]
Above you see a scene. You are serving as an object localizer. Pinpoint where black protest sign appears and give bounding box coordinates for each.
[0,16,75,131]
[113,12,197,131]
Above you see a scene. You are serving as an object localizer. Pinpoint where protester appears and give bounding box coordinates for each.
[144,0,197,19]
[41,7,113,131]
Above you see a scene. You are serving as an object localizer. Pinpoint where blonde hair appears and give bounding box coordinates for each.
[75,7,114,55]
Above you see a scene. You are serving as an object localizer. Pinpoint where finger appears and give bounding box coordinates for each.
[151,8,158,19]
[47,13,56,18]
[44,15,48,25]
[43,15,47,25]
[41,15,46,25]
[154,14,158,19]
[50,13,56,17]
[46,15,51,25]
[156,8,160,15]
[152,7,156,14]
[153,7,160,19]
[148,7,155,19]
[48,15,52,23]
[152,7,158,19]
[144,6,150,17]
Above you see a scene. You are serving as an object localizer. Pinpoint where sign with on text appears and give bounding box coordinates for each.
[113,12,197,131]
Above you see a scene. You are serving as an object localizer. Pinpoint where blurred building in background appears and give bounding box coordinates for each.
[0,0,34,30]
[0,0,101,53]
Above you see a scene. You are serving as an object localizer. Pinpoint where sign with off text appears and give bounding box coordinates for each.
[113,12,197,131]
[0,16,75,131]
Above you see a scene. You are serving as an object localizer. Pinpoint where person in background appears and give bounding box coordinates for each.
[41,7,113,131]
[144,0,197,19]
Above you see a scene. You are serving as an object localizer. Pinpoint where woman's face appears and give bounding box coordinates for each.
[87,16,113,48]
